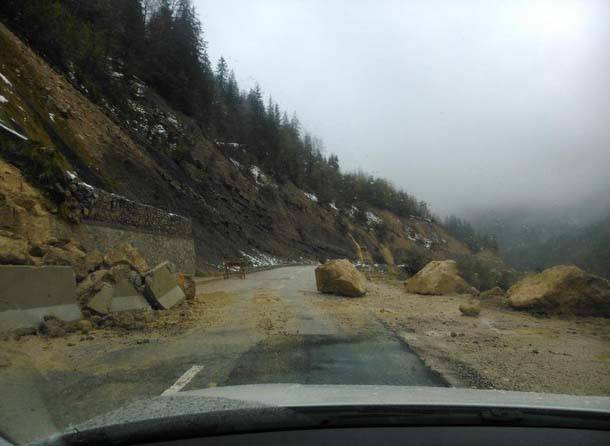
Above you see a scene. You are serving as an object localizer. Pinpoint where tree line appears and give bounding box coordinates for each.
[443,216,498,252]
[1,0,431,219]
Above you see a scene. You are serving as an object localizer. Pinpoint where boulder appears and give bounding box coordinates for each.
[0,231,32,265]
[104,243,149,273]
[404,260,476,295]
[507,265,610,317]
[77,319,93,334]
[84,250,104,273]
[315,259,367,297]
[479,286,505,299]
[459,299,481,317]
[177,273,196,300]
[144,262,185,309]
[38,316,66,338]
[77,269,114,300]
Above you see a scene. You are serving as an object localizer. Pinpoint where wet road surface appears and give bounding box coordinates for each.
[0,266,445,443]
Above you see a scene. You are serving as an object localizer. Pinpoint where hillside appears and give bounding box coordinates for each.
[0,19,485,274]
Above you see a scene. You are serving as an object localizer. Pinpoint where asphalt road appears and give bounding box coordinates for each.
[0,266,445,443]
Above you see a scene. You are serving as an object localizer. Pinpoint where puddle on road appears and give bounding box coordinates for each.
[214,334,448,388]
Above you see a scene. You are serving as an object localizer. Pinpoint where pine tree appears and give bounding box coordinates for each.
[216,56,228,89]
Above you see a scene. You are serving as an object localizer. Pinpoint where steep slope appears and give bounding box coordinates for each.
[0,22,477,272]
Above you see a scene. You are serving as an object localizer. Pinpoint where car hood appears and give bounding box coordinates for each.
[37,385,610,446]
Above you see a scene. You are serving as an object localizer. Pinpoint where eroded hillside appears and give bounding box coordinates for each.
[0,22,481,272]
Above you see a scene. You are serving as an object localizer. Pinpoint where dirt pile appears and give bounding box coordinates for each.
[404,260,476,295]
[507,265,610,317]
[315,259,367,297]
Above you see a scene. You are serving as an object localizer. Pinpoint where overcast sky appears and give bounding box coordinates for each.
[195,0,610,217]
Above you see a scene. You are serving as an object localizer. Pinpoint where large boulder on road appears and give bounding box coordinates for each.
[404,260,475,295]
[315,259,367,297]
[507,265,610,317]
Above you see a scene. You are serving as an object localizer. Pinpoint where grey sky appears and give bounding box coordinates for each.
[195,0,610,217]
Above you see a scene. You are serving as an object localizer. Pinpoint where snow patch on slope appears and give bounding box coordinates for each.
[304,192,318,202]
[240,250,281,267]
[0,72,12,87]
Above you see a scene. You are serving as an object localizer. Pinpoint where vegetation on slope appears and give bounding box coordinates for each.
[0,0,431,220]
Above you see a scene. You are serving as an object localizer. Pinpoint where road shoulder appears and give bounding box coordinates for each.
[353,279,610,396]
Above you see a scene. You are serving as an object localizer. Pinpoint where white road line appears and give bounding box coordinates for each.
[161,365,204,395]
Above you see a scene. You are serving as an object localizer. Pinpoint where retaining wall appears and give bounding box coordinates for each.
[70,223,196,274]
[65,184,196,274]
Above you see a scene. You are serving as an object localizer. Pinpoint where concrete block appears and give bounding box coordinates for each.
[0,265,80,333]
[144,262,185,310]
[86,282,113,315]
[110,279,151,312]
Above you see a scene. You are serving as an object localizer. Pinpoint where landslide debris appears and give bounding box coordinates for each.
[315,259,367,297]
[404,260,477,295]
[507,265,610,317]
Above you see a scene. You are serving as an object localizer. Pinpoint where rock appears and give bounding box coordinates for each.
[404,260,476,295]
[84,250,104,272]
[39,316,66,338]
[480,286,505,299]
[506,265,610,317]
[144,262,185,309]
[315,259,367,297]
[0,232,32,265]
[459,299,481,317]
[85,282,114,315]
[177,273,196,300]
[76,269,113,302]
[28,244,48,258]
[104,243,149,273]
[77,319,93,334]
[41,245,87,279]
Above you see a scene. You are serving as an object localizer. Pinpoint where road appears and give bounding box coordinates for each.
[0,266,445,443]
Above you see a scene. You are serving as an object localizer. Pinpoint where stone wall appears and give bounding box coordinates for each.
[71,224,196,274]
[85,189,192,236]
[63,179,196,273]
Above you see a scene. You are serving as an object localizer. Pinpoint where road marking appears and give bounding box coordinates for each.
[162,365,204,395]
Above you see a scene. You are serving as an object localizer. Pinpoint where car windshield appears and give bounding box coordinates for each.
[1,0,609,443]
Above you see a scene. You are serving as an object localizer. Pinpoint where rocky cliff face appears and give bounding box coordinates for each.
[0,23,475,272]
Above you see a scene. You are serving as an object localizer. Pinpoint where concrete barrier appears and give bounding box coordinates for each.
[0,265,80,333]
[144,262,185,309]
[111,279,151,312]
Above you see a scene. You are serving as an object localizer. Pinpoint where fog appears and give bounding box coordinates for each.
[195,0,610,218]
